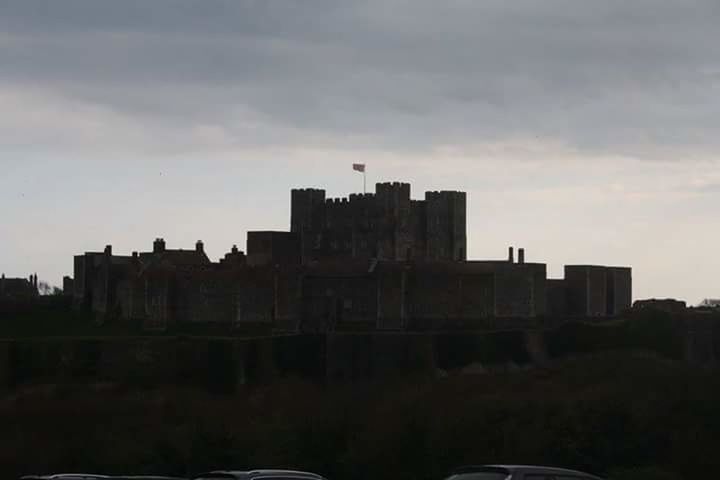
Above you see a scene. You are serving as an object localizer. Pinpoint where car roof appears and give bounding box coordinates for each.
[451,465,603,479]
[22,475,183,480]
[112,477,187,480]
[194,470,325,480]
[21,476,111,480]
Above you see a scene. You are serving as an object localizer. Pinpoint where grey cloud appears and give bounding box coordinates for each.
[2,0,720,156]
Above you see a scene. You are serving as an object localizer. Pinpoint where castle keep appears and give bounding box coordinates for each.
[70,182,632,331]
[291,183,467,262]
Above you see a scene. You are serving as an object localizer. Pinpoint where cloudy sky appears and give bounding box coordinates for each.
[1,0,719,303]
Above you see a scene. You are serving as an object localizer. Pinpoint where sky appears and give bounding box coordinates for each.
[1,0,719,304]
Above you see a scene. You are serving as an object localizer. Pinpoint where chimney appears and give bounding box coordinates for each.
[508,246,514,263]
[153,238,166,253]
[34,274,38,289]
[196,240,204,253]
[104,245,112,256]
[518,248,525,264]
[231,245,239,254]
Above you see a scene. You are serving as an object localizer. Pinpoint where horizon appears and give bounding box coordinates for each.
[2,1,719,304]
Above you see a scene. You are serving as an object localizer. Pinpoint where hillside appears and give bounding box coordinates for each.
[1,352,718,480]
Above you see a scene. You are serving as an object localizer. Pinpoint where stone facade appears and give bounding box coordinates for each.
[68,182,632,330]
[0,274,38,299]
[291,182,467,263]
[562,265,633,317]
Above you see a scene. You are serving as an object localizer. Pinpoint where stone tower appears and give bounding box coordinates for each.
[290,182,467,263]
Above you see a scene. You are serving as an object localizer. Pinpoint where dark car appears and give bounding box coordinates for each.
[20,475,110,480]
[22,475,183,480]
[112,477,187,480]
[192,470,326,480]
[446,465,604,480]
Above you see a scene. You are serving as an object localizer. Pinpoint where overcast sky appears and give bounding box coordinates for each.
[1,0,719,303]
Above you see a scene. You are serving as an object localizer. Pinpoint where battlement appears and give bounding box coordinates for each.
[325,197,352,204]
[348,193,375,201]
[376,181,410,188]
[375,182,411,197]
[291,181,466,263]
[425,190,467,199]
[291,188,326,194]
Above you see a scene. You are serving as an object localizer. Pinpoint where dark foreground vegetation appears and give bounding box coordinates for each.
[1,352,718,480]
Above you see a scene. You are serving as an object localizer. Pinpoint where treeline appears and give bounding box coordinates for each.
[1,352,718,480]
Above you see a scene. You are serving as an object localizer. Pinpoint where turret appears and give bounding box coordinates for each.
[424,190,467,261]
[291,188,326,263]
[153,238,166,253]
[291,188,326,233]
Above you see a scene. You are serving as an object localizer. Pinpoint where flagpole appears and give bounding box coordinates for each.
[363,170,366,194]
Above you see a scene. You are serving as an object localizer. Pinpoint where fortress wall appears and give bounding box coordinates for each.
[494,267,535,317]
[587,267,608,316]
[2,313,714,394]
[0,342,9,394]
[376,269,404,329]
[0,336,300,393]
[546,279,568,317]
[608,267,633,315]
[406,271,458,322]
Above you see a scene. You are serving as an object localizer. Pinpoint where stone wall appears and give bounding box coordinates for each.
[290,183,465,263]
[0,316,716,394]
[565,265,632,317]
[607,267,632,315]
[0,336,322,393]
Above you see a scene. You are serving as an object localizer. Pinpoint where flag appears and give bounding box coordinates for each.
[353,163,366,173]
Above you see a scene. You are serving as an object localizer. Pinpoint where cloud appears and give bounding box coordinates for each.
[1,0,720,158]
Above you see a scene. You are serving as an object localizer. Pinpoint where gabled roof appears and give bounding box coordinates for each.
[139,249,211,267]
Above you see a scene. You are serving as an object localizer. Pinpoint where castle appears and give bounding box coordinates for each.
[70,182,632,331]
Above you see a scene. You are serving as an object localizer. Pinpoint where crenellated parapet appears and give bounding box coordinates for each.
[289,181,466,263]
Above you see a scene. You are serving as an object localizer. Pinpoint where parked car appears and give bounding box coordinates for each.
[192,470,327,480]
[112,477,187,480]
[20,475,110,480]
[446,465,604,480]
[21,475,183,480]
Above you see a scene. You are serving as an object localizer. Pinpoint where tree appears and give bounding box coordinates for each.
[699,299,720,308]
[37,281,61,296]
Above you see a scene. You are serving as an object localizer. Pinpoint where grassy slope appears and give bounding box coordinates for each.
[1,352,718,480]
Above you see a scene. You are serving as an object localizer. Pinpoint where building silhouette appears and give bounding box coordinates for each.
[0,273,38,300]
[291,182,466,263]
[70,182,632,331]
